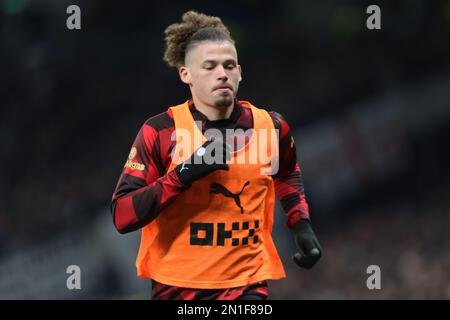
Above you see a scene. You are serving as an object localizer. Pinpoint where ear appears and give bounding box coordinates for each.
[237,64,243,82]
[179,66,191,85]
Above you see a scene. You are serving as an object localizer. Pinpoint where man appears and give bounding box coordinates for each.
[111,11,321,300]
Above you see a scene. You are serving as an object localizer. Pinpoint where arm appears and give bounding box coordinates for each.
[110,116,230,234]
[110,120,188,234]
[270,111,310,227]
[270,111,322,269]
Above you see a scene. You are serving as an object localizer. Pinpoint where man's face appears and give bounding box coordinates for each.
[180,41,242,108]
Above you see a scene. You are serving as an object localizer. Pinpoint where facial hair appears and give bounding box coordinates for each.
[214,95,233,108]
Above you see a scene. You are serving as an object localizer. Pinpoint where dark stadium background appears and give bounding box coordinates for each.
[1,0,450,299]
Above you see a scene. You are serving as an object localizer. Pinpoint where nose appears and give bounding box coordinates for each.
[216,65,228,81]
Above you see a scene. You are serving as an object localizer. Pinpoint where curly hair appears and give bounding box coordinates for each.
[163,11,234,68]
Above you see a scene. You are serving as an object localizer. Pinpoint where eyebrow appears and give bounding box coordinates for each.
[202,59,237,66]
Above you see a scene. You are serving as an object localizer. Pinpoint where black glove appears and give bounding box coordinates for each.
[292,219,322,269]
[175,138,231,186]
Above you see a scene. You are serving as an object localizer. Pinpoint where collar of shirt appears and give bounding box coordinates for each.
[188,99,243,132]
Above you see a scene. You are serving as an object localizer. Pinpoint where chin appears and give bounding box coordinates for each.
[214,95,234,108]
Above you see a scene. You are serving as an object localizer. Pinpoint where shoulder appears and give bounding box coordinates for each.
[143,109,175,132]
[136,109,175,175]
[268,110,292,140]
[238,100,288,130]
[268,111,287,131]
[267,110,294,141]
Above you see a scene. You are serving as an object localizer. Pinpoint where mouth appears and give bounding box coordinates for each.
[213,85,233,92]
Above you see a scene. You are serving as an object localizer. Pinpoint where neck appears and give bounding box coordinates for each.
[192,97,234,121]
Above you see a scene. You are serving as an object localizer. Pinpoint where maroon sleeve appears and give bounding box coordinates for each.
[269,111,311,229]
[110,112,188,234]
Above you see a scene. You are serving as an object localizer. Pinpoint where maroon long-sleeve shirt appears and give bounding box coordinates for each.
[111,100,310,234]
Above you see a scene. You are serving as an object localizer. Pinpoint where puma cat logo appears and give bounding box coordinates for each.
[210,181,250,214]
[179,163,189,173]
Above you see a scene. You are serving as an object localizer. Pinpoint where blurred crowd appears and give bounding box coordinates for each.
[271,182,450,299]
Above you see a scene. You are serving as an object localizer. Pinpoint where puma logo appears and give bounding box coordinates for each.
[179,163,189,173]
[210,181,250,214]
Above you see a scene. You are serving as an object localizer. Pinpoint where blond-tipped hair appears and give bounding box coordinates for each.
[163,11,234,68]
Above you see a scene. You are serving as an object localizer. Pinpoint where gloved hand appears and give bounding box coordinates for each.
[175,138,231,186]
[292,219,322,269]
